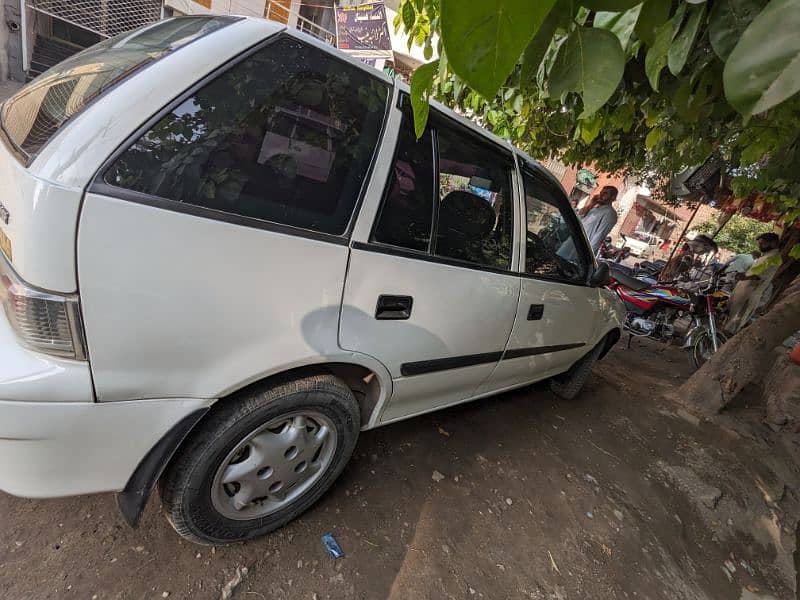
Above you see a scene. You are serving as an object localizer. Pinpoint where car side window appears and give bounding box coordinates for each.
[104,36,389,236]
[434,126,514,270]
[371,115,434,252]
[522,172,587,283]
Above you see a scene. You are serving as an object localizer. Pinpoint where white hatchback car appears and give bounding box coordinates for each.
[0,16,624,544]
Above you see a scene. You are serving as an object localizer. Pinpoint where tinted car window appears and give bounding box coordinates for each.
[372,114,434,251]
[523,172,586,282]
[434,127,513,269]
[1,16,235,158]
[106,37,389,236]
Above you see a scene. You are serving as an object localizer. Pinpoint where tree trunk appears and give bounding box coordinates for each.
[673,285,800,415]
[767,226,800,308]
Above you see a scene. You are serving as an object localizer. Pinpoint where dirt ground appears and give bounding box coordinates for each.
[1,338,798,600]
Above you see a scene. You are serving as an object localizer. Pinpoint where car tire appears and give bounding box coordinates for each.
[550,341,604,400]
[159,374,360,545]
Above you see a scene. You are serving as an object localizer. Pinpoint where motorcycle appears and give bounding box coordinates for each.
[598,236,631,263]
[607,264,727,370]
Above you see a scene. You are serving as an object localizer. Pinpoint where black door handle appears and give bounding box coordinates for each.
[527,304,544,320]
[375,295,413,320]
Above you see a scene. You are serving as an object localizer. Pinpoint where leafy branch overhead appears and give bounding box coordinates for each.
[399,0,800,224]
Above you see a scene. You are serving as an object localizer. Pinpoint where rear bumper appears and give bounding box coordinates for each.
[0,397,214,498]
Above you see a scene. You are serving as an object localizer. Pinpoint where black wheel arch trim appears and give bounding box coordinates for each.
[598,328,621,360]
[116,407,210,528]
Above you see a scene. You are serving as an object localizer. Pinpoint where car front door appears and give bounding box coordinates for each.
[475,166,599,394]
[339,107,521,423]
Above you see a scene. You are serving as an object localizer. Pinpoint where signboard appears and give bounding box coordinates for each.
[335,3,393,60]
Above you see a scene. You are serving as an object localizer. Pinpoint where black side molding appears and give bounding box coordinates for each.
[401,351,504,376]
[400,343,587,377]
[503,342,585,360]
[116,407,209,528]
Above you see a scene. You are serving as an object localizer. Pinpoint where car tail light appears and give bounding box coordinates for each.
[0,253,87,360]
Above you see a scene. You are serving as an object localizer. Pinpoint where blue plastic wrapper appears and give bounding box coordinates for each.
[321,532,345,559]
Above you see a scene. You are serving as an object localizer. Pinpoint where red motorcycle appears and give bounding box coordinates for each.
[607,264,727,370]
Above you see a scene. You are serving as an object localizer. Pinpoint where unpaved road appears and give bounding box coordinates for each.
[1,339,798,599]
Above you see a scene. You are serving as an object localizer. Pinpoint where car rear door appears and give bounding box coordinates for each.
[339,106,521,423]
[475,165,598,394]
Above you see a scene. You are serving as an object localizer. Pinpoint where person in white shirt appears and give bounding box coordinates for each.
[721,250,759,292]
[724,251,758,275]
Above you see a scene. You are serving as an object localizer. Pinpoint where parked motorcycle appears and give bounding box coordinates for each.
[598,236,631,262]
[607,264,727,370]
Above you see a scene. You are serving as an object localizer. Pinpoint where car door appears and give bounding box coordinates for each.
[339,106,521,423]
[475,165,599,394]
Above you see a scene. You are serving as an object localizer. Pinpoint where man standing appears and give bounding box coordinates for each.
[724,233,781,335]
[721,250,760,292]
[559,185,619,259]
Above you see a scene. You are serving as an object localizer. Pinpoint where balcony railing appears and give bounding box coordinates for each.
[264,0,336,46]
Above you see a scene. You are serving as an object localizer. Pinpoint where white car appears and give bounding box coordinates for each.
[0,16,624,544]
[624,231,662,257]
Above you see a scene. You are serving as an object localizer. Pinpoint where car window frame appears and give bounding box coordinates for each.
[89,32,392,245]
[519,163,594,286]
[365,96,518,275]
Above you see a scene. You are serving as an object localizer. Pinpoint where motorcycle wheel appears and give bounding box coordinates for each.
[688,330,727,371]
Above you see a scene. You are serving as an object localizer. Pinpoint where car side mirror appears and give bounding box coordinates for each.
[590,262,611,287]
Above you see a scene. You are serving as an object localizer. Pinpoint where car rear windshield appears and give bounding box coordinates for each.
[0,16,238,160]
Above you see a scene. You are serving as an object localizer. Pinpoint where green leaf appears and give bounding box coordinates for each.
[402,1,416,32]
[645,21,674,90]
[789,243,800,259]
[635,0,672,46]
[410,60,439,138]
[709,0,766,60]
[424,43,433,59]
[487,109,505,126]
[594,4,643,53]
[440,0,557,98]
[549,27,625,117]
[580,0,641,10]
[751,253,782,274]
[668,4,705,75]
[724,0,800,118]
[580,112,604,143]
[521,1,572,83]
[645,127,665,148]
[644,4,683,90]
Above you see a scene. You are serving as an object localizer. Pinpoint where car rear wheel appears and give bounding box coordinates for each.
[159,374,360,545]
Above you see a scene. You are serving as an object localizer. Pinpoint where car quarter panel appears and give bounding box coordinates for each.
[77,194,363,401]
